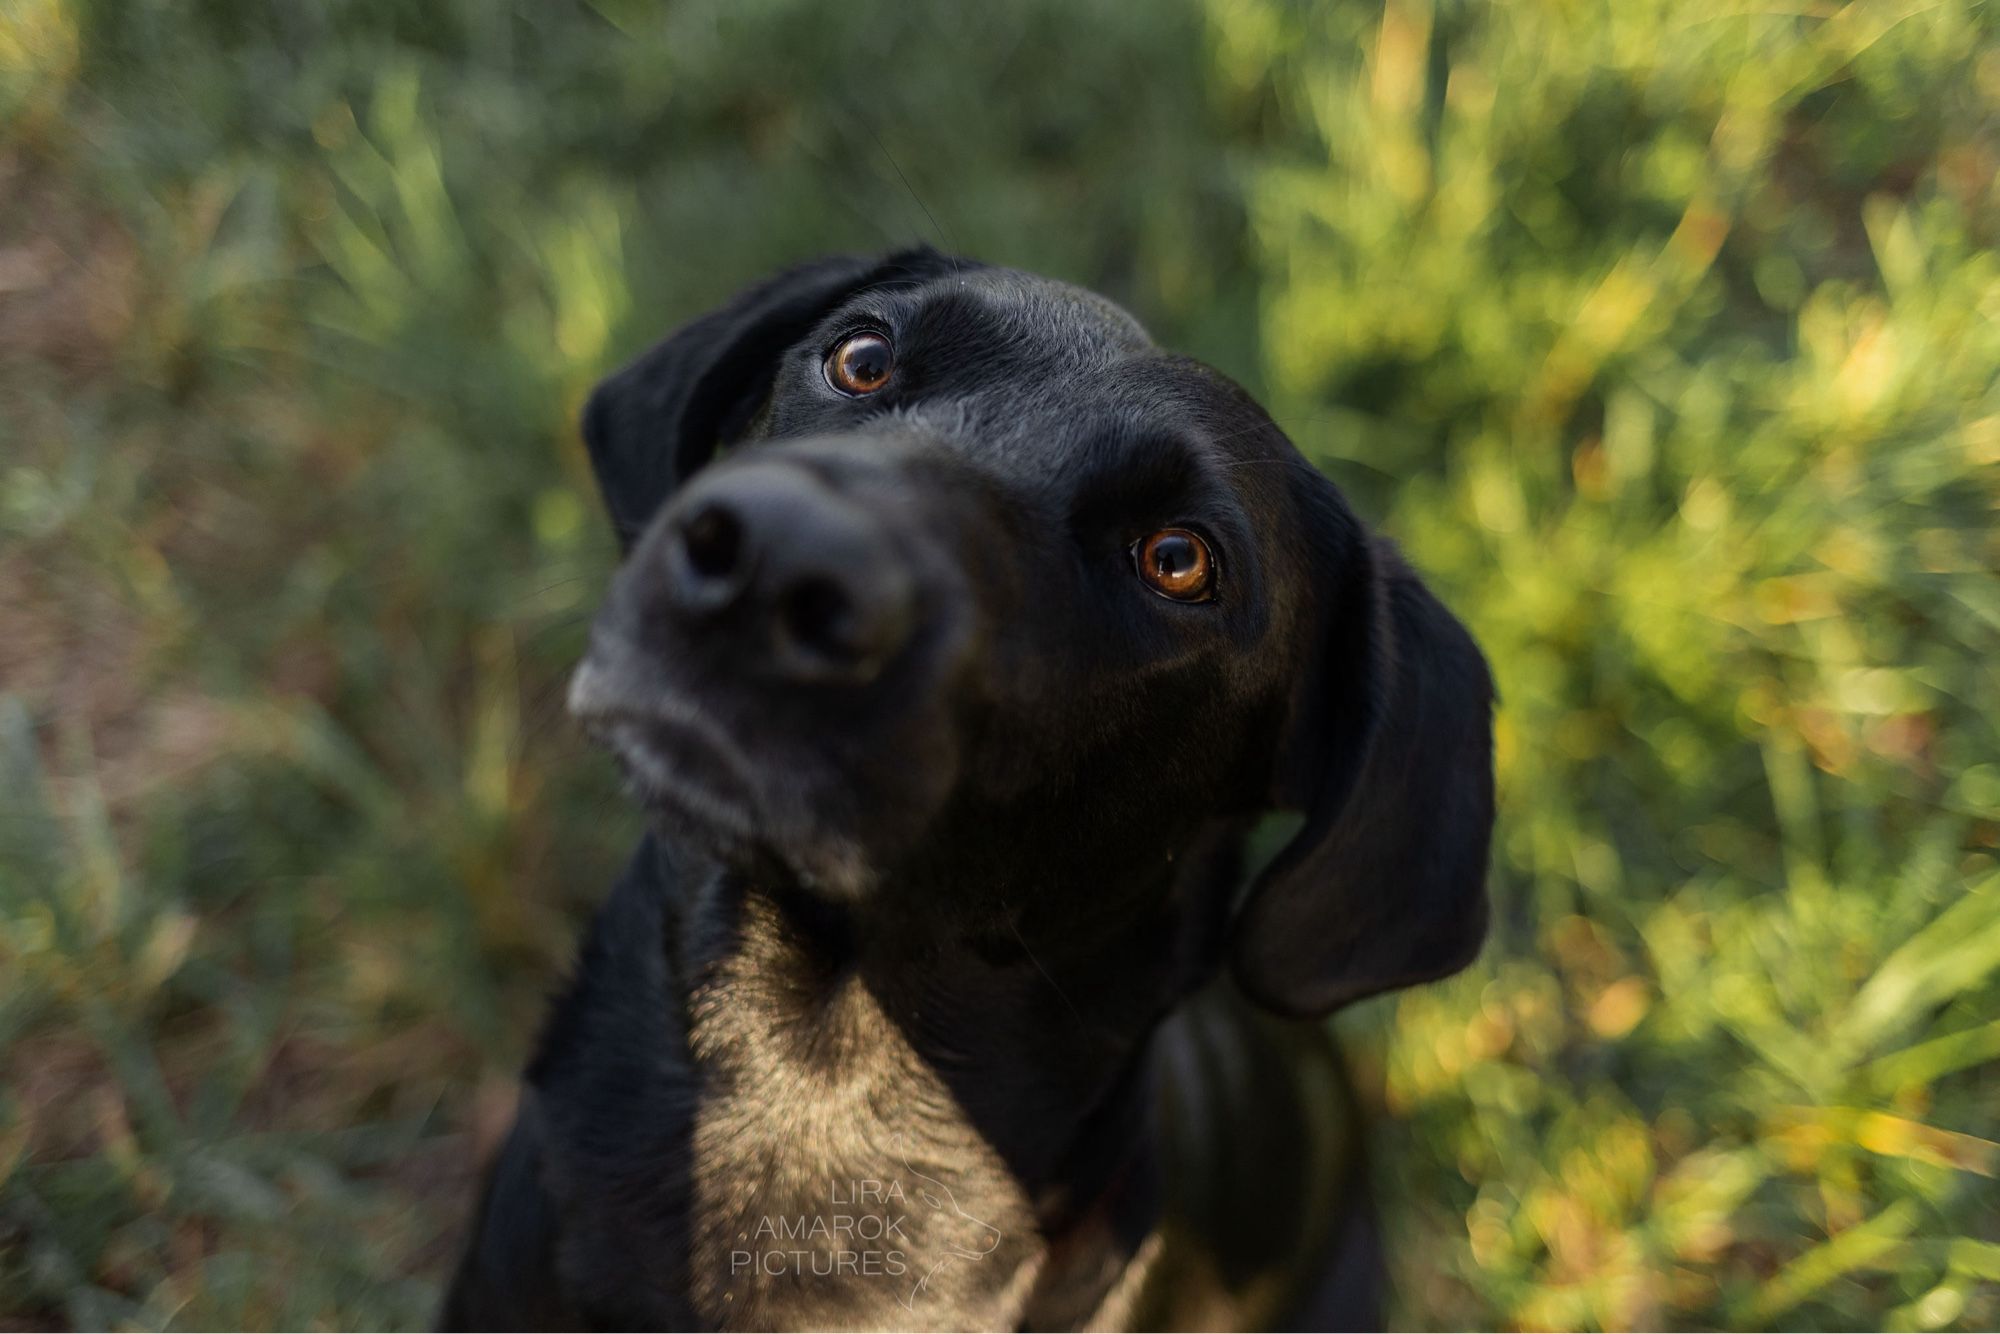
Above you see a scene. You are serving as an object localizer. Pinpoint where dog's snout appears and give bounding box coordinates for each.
[654,463,916,684]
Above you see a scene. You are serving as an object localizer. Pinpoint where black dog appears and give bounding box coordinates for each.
[443,249,1494,1331]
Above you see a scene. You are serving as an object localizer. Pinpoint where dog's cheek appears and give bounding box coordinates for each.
[863,695,967,846]
[762,696,966,891]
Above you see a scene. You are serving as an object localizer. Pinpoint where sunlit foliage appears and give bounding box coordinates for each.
[1,1,1994,1327]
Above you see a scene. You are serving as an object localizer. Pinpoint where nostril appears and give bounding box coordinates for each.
[778,577,857,659]
[680,504,743,581]
[772,570,914,682]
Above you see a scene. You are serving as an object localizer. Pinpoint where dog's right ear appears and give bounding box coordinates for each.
[581,247,956,551]
[1229,469,1496,1018]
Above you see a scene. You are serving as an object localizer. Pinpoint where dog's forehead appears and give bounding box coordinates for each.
[834,267,1296,503]
[919,267,1154,360]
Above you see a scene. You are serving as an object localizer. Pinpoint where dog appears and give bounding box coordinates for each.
[442,248,1494,1331]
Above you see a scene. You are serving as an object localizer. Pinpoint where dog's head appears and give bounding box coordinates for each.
[569,248,1493,1016]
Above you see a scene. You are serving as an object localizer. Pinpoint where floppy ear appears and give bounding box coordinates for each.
[1230,476,1496,1018]
[581,246,957,550]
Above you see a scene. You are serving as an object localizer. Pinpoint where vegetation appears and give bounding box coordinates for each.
[2,0,1994,1327]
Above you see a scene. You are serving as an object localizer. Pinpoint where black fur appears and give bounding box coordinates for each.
[443,248,1494,1331]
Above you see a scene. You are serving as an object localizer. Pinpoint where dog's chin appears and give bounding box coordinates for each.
[589,713,883,901]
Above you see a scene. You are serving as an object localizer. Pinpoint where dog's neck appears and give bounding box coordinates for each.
[669,851,1202,1329]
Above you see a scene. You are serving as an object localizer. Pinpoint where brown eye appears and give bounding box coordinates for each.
[1132,528,1215,602]
[825,331,894,395]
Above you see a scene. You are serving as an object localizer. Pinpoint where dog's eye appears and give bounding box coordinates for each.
[825,331,894,396]
[1132,528,1215,602]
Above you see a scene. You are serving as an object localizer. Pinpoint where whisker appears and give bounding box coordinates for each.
[1002,902,1090,1035]
[864,123,961,279]
[782,127,907,252]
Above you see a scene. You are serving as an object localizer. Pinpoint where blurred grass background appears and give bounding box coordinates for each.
[0,0,1995,1328]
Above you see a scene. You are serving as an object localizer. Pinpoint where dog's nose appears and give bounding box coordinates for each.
[654,463,916,683]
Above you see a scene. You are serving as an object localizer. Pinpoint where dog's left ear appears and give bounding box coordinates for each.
[1230,472,1496,1018]
[581,246,958,550]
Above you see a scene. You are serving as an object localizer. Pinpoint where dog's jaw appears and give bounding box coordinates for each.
[567,654,883,898]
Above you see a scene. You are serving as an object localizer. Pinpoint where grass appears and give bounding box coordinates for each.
[2,0,1996,1328]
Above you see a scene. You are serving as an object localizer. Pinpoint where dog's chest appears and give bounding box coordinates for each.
[682,921,1044,1330]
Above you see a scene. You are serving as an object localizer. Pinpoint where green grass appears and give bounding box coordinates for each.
[2,1,1996,1328]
